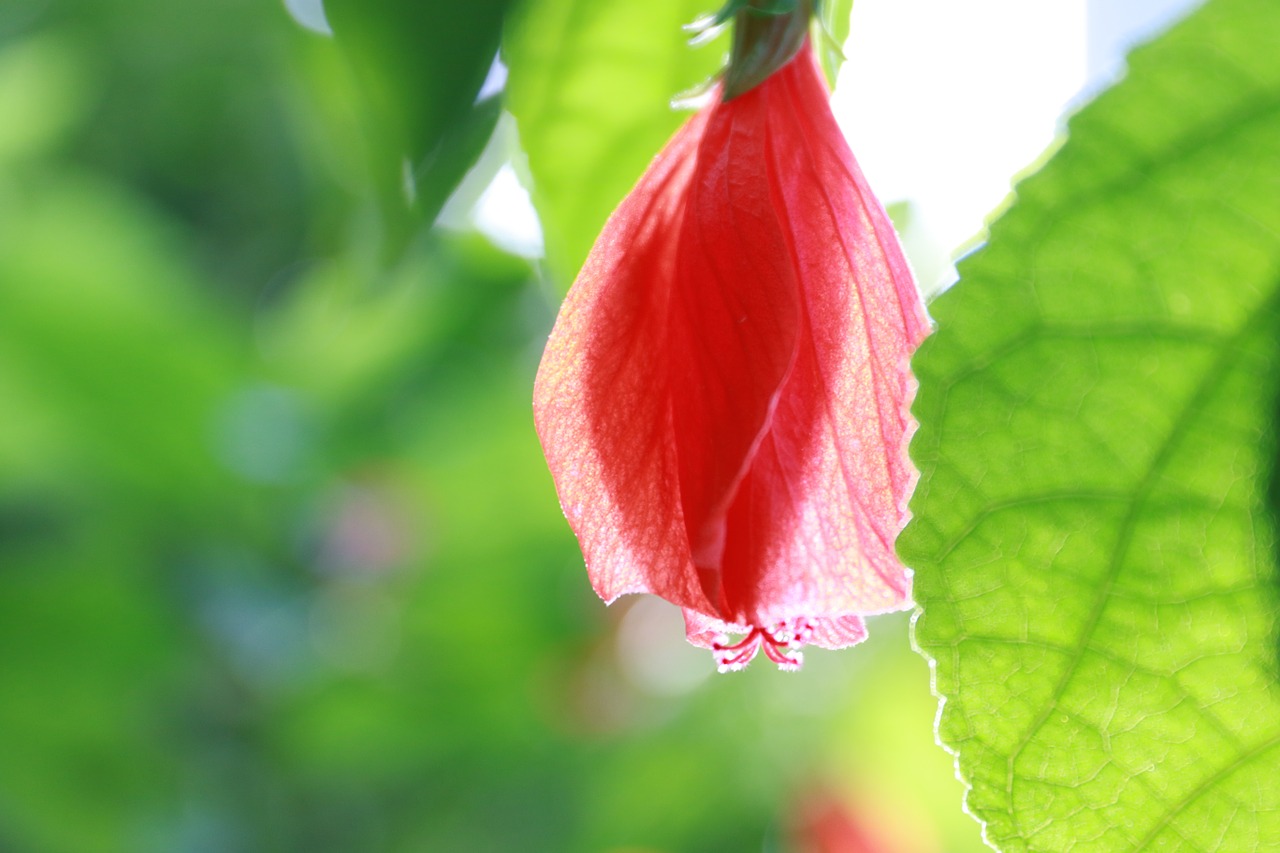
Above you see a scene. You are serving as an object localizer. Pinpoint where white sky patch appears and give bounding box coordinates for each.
[472,161,544,258]
[832,0,1204,291]
[283,0,331,36]
[1084,0,1206,96]
[477,55,509,102]
[834,0,1088,291]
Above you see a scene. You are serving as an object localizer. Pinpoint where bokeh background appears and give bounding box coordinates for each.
[0,0,1198,850]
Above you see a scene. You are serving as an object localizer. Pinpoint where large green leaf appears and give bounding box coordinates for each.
[504,0,726,284]
[901,0,1280,849]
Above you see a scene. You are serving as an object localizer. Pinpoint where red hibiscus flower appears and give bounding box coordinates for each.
[533,24,930,671]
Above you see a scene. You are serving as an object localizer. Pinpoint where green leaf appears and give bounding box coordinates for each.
[816,0,853,86]
[326,0,516,254]
[504,0,726,285]
[900,0,1280,849]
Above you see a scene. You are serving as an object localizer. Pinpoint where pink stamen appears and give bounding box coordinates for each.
[761,638,803,670]
[711,618,814,672]
[712,630,762,672]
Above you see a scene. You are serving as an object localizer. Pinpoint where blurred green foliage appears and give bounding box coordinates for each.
[0,1,979,851]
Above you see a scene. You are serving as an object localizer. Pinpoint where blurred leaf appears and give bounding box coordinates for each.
[57,0,321,297]
[0,34,87,165]
[816,0,852,86]
[326,0,516,254]
[258,231,535,463]
[0,538,180,853]
[0,174,240,505]
[902,0,1280,849]
[504,0,726,285]
[410,95,504,227]
[825,619,988,852]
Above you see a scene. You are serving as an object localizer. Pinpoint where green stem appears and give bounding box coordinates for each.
[723,0,814,99]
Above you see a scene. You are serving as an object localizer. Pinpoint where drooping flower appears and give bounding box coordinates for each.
[533,16,930,671]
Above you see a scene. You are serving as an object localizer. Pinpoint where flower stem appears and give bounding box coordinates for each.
[723,0,814,99]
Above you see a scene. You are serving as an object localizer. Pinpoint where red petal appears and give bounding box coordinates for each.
[712,49,930,628]
[667,83,802,608]
[534,43,932,667]
[533,110,716,615]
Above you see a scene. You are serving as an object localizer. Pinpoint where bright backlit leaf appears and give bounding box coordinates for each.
[504,0,727,284]
[816,0,853,86]
[901,0,1280,848]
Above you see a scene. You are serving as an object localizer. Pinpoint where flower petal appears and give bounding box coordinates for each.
[710,49,932,628]
[667,78,803,610]
[535,42,932,669]
[533,111,715,614]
